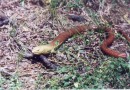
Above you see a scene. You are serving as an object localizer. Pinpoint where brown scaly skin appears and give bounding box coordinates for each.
[50,25,90,46]
[100,28,127,58]
[32,25,130,58]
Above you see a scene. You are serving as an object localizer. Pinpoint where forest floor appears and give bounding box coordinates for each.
[0,0,130,89]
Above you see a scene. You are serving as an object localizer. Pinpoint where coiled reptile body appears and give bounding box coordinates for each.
[32,25,130,58]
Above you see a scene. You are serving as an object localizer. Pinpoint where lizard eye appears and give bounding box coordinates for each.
[37,49,40,51]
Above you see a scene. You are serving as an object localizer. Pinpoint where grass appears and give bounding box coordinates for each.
[0,75,6,90]
[0,73,22,90]
[1,0,130,89]
[1,57,129,89]
[44,58,130,89]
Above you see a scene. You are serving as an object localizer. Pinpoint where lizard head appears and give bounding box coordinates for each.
[32,44,54,55]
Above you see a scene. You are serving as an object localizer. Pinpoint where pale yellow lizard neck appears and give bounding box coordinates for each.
[32,44,56,55]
